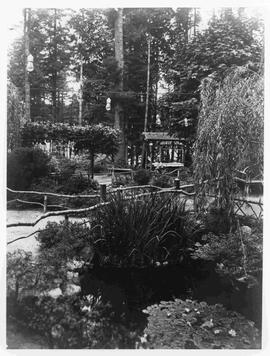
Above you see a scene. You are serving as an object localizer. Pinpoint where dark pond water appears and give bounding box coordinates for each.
[80,260,262,331]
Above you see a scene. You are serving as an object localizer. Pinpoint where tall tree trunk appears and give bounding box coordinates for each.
[24,8,31,122]
[114,8,127,164]
[142,35,151,168]
[52,8,57,122]
[193,8,197,37]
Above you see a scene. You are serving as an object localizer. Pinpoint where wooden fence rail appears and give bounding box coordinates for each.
[7,178,263,233]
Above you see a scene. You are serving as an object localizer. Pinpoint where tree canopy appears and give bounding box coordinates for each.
[21,122,120,177]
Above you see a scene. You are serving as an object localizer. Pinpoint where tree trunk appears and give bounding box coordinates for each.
[114,8,127,164]
[24,8,31,122]
[52,8,57,123]
[142,35,151,168]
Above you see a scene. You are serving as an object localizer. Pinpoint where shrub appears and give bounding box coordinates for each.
[7,249,71,299]
[90,194,194,267]
[36,221,93,258]
[61,175,98,195]
[190,229,263,288]
[139,298,261,349]
[7,147,50,190]
[56,158,77,182]
[7,251,140,349]
[151,173,173,188]
[112,174,133,188]
[133,169,151,185]
[8,294,139,348]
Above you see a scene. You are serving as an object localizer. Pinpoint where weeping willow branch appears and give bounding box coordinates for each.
[193,66,263,214]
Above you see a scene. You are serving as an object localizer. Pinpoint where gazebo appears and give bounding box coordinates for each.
[142,131,185,170]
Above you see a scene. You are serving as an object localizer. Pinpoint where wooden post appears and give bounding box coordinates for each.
[131,170,134,181]
[100,184,107,202]
[112,166,115,183]
[117,188,121,201]
[193,195,198,212]
[43,195,47,213]
[174,178,180,190]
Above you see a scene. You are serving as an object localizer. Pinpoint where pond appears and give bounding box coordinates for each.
[7,203,263,334]
[80,260,262,331]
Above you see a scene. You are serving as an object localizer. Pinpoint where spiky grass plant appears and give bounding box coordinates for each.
[91,193,194,267]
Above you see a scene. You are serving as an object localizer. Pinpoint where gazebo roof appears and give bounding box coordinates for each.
[142,131,180,142]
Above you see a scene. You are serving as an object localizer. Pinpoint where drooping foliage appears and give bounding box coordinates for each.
[193,66,263,214]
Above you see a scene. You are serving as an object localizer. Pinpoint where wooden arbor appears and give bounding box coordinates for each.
[142,131,185,170]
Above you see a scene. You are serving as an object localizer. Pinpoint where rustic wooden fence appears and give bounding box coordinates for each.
[7,178,263,245]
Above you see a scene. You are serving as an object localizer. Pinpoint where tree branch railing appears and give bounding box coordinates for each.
[7,179,263,244]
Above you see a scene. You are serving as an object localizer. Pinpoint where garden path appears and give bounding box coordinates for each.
[6,209,87,256]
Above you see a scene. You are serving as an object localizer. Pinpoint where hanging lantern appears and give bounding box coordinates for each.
[26,54,34,72]
[156,113,161,126]
[106,97,111,111]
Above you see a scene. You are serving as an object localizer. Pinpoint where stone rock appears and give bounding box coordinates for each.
[47,287,63,299]
[240,226,252,235]
[64,283,81,296]
[66,259,84,271]
[66,271,80,284]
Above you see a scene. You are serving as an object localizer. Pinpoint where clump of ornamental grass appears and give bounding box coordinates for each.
[90,193,195,267]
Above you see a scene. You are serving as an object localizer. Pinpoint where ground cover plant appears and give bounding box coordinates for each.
[190,229,263,289]
[139,298,260,349]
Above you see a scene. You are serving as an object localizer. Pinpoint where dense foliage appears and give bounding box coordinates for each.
[8,8,263,160]
[133,169,152,185]
[21,122,120,177]
[7,147,50,190]
[160,8,263,140]
[7,250,140,348]
[193,67,263,215]
[140,298,260,349]
[191,229,263,288]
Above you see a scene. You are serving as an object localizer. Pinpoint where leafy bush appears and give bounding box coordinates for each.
[36,221,93,257]
[151,173,173,188]
[55,158,77,182]
[8,294,139,348]
[133,169,151,185]
[90,194,194,267]
[61,175,98,195]
[7,147,50,190]
[7,250,140,349]
[112,174,133,188]
[139,298,260,349]
[190,229,263,288]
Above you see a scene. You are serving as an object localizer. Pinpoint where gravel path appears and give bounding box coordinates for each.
[7,209,87,256]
